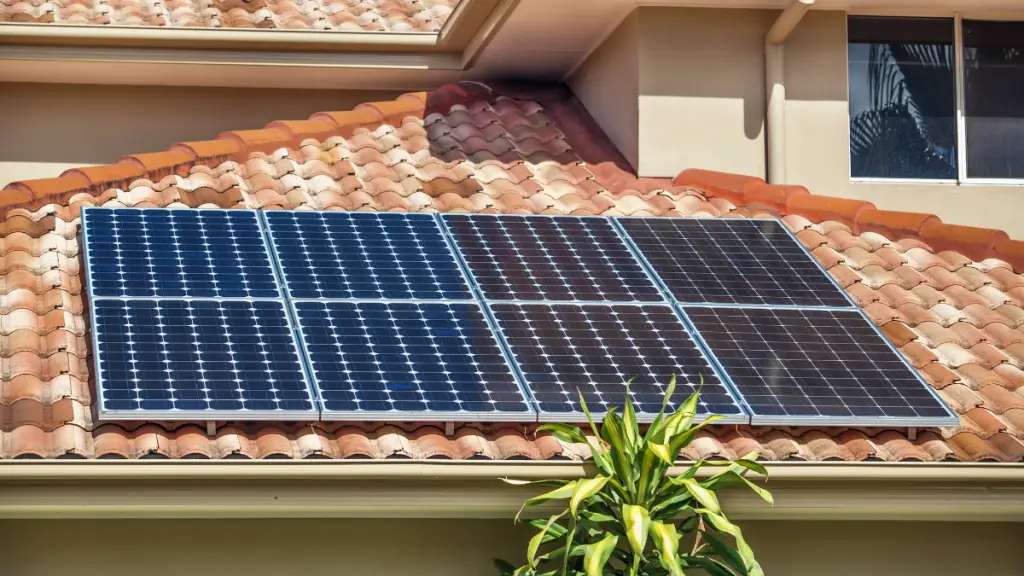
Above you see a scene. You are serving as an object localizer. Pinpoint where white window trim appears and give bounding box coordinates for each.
[847,12,1024,186]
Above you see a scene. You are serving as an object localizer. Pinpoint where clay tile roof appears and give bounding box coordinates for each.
[0,0,459,31]
[3,80,1024,462]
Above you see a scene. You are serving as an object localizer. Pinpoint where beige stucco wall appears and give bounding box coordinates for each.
[0,518,1019,575]
[569,11,640,171]
[0,83,400,186]
[573,7,1024,238]
[636,7,775,179]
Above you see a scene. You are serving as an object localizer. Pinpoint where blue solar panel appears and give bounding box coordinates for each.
[294,301,533,420]
[265,211,473,300]
[618,218,852,307]
[92,299,315,418]
[443,214,663,302]
[684,307,958,426]
[82,208,279,299]
[488,302,746,422]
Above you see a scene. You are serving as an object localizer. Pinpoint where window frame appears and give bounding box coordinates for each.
[846,10,1024,187]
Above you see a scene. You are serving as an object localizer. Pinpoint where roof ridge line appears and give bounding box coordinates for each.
[673,169,1024,274]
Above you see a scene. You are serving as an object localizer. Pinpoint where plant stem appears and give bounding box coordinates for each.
[691,516,706,555]
[629,555,641,576]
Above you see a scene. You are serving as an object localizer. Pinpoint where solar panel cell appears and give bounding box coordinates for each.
[684,306,955,423]
[93,299,314,415]
[619,218,851,307]
[489,303,744,419]
[266,211,473,300]
[445,214,662,302]
[295,301,532,418]
[83,208,279,298]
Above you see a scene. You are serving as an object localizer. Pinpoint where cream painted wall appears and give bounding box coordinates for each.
[571,7,1024,237]
[0,83,401,186]
[0,518,1020,575]
[636,7,775,179]
[569,12,640,171]
[782,12,1024,239]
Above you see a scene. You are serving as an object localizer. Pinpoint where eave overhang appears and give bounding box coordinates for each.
[0,0,518,89]
[1,461,1021,521]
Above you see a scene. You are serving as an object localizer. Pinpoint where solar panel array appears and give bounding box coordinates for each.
[83,207,958,427]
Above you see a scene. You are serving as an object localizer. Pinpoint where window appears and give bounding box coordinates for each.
[962,20,1024,179]
[847,16,1024,183]
[847,17,957,180]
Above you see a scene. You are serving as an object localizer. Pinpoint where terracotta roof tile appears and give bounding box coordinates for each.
[2,81,1024,462]
[0,0,459,31]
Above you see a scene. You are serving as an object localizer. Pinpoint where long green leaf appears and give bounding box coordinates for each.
[679,478,721,515]
[648,442,675,467]
[661,387,701,442]
[529,512,567,569]
[666,415,723,459]
[599,409,634,489]
[644,375,677,444]
[637,443,669,504]
[561,514,577,576]
[683,555,739,576]
[649,485,695,519]
[579,391,603,445]
[650,521,685,576]
[516,481,578,522]
[524,518,569,542]
[621,378,640,452]
[700,510,764,576]
[583,534,619,576]
[704,471,774,506]
[538,423,589,445]
[622,504,652,556]
[570,476,611,517]
[700,530,749,576]
[494,558,518,576]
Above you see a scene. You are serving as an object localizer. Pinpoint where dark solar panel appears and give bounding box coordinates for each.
[265,211,473,300]
[443,214,663,302]
[684,306,957,425]
[92,299,314,417]
[294,301,533,419]
[82,208,279,298]
[488,303,745,420]
[618,218,851,307]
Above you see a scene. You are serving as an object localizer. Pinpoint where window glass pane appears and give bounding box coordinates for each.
[963,20,1024,180]
[847,17,957,179]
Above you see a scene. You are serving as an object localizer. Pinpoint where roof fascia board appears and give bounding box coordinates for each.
[0,45,464,70]
[457,0,519,69]
[0,462,1021,520]
[0,22,446,52]
[438,0,499,48]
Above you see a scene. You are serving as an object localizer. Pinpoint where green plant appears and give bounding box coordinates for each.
[495,378,773,576]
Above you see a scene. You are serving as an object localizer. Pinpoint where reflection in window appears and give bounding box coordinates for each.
[963,20,1024,180]
[847,17,957,179]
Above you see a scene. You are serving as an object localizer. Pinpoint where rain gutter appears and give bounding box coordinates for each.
[0,461,1021,520]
